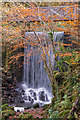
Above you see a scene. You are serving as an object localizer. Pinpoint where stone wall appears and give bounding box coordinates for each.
[15,48,24,82]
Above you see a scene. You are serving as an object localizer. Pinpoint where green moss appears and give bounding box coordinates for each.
[2,104,15,111]
[8,106,14,110]
[24,106,31,110]
[23,111,30,114]
[24,114,33,119]
[19,114,24,118]
[32,103,39,108]
[2,104,16,120]
[2,109,16,120]
[51,97,54,104]
[2,104,8,111]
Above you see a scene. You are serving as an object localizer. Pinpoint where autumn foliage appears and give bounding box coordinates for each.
[2,2,80,119]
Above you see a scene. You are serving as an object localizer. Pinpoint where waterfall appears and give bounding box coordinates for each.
[21,32,64,106]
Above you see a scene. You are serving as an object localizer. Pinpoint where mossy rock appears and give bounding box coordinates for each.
[18,113,33,120]
[2,104,14,111]
[32,103,39,108]
[2,104,8,111]
[24,106,31,110]
[8,106,14,110]
[23,111,30,114]
[2,112,9,120]
[2,109,16,120]
[51,97,55,106]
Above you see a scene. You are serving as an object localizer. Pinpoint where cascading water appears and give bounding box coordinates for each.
[21,32,64,106]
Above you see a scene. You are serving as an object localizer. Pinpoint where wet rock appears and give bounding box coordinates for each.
[28,96,32,101]
[17,110,20,112]
[23,96,28,100]
[22,92,25,95]
[20,100,24,103]
[27,96,34,103]
[29,90,34,96]
[22,89,25,93]
[8,99,14,103]
[45,94,49,102]
[31,99,34,103]
[39,91,45,101]
[11,89,15,92]
[29,90,34,93]
[6,76,13,84]
[34,92,37,100]
[29,90,37,100]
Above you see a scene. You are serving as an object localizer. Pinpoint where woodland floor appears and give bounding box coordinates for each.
[7,107,49,119]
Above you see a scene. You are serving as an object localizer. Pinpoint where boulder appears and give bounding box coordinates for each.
[20,100,24,103]
[23,96,28,100]
[39,91,45,101]
[45,94,49,102]
[33,92,37,100]
[28,96,32,101]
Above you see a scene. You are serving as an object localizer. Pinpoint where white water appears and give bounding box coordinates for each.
[14,107,24,112]
[21,32,64,106]
[22,84,53,106]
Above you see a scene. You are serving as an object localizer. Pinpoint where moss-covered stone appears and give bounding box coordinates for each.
[2,104,14,111]
[24,106,31,110]
[8,106,14,110]
[2,104,8,111]
[23,111,30,114]
[51,97,55,106]
[2,104,16,120]
[32,103,39,108]
[2,109,16,120]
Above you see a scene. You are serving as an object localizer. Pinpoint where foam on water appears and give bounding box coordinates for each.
[22,84,53,106]
[14,107,24,112]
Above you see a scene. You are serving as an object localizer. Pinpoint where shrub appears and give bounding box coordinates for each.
[18,113,33,120]
[2,109,16,120]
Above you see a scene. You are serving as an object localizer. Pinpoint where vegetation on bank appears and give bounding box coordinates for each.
[2,2,80,120]
[48,42,80,119]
